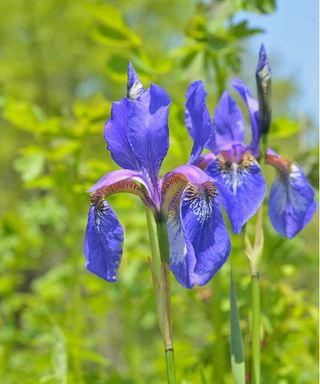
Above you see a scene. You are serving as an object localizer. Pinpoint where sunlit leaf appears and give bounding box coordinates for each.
[14,153,46,182]
[271,117,300,138]
[90,4,141,48]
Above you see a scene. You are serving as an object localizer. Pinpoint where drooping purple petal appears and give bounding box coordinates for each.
[266,149,317,238]
[232,79,260,157]
[104,99,141,171]
[212,91,246,153]
[84,199,124,282]
[168,181,231,288]
[163,165,230,288]
[206,146,266,233]
[127,84,171,185]
[127,62,144,100]
[184,81,213,164]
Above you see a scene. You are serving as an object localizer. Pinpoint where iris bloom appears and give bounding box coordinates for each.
[186,45,317,238]
[84,63,231,288]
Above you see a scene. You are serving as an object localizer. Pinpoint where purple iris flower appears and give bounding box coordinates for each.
[84,63,231,288]
[184,78,266,234]
[186,44,317,238]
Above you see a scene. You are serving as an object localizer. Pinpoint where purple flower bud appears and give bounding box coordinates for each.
[256,44,272,135]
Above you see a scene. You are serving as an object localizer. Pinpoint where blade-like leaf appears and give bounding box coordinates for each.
[230,267,245,384]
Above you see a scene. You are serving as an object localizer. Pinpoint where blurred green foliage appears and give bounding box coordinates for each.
[0,0,318,383]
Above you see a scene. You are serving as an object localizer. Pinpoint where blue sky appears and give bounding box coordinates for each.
[237,0,318,125]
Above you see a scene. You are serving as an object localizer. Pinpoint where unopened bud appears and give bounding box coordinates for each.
[256,44,271,136]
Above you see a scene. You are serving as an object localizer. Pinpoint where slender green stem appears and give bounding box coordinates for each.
[145,208,160,279]
[145,211,176,384]
[242,204,263,384]
[212,275,225,383]
[165,349,176,384]
[156,219,170,263]
[251,274,260,384]
[230,265,245,384]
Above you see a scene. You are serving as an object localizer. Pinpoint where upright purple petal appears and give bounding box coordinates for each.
[127,62,144,100]
[104,99,141,171]
[127,84,171,184]
[266,149,317,238]
[232,79,260,157]
[84,199,124,282]
[164,165,231,288]
[184,81,213,163]
[212,91,246,153]
[104,62,144,170]
[206,145,266,233]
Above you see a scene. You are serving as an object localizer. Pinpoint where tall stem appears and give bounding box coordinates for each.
[251,273,260,384]
[212,275,225,383]
[242,205,263,384]
[145,210,176,384]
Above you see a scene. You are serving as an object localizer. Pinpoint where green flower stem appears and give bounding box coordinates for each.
[145,208,160,280]
[251,273,260,384]
[145,210,176,384]
[242,205,264,384]
[165,349,176,384]
[212,275,226,383]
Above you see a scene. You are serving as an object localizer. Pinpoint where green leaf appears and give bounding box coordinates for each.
[243,0,277,14]
[48,139,80,161]
[229,21,263,39]
[271,117,300,138]
[256,0,277,13]
[105,55,130,83]
[90,4,140,48]
[4,99,40,133]
[230,268,245,384]
[14,153,46,182]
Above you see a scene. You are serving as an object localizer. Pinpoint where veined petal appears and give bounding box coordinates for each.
[206,147,266,233]
[232,79,260,157]
[212,91,246,152]
[160,172,189,214]
[161,165,230,288]
[127,62,144,100]
[104,63,146,170]
[266,149,317,238]
[104,99,141,171]
[160,164,212,214]
[127,84,171,184]
[88,169,154,209]
[168,180,231,288]
[184,81,213,163]
[84,199,123,282]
